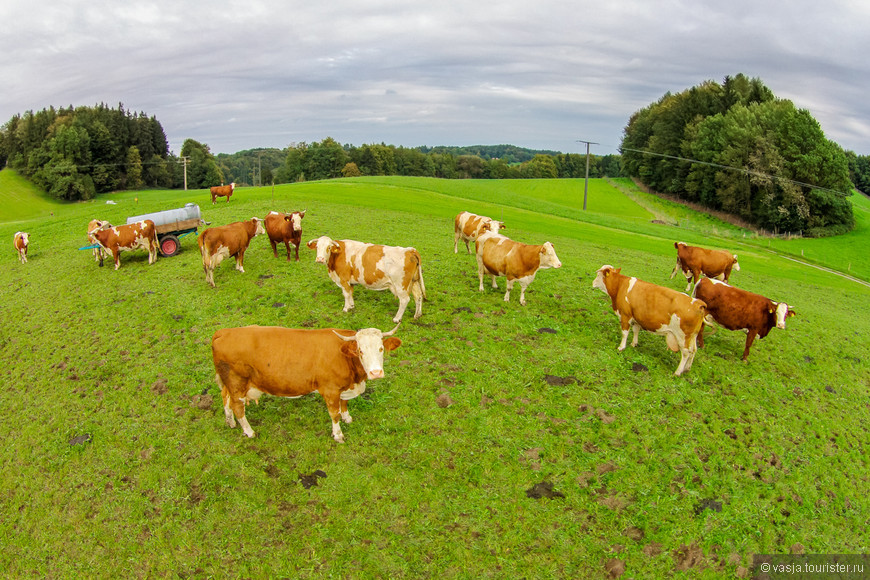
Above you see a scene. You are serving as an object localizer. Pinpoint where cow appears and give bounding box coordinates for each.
[264,210,305,261]
[13,232,29,263]
[307,236,426,323]
[454,211,505,254]
[212,324,402,442]
[210,183,235,204]
[693,277,795,361]
[474,230,561,305]
[593,265,707,376]
[197,217,265,287]
[87,220,158,270]
[87,219,108,264]
[670,241,740,292]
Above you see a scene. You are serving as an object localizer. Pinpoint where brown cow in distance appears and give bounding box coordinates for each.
[593,265,707,376]
[454,211,505,254]
[13,232,29,263]
[87,219,108,264]
[265,210,305,261]
[670,241,740,292]
[693,277,795,360]
[210,183,235,204]
[88,220,159,270]
[198,217,265,287]
[212,324,402,442]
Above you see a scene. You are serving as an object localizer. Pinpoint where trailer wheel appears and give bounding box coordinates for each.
[159,235,180,257]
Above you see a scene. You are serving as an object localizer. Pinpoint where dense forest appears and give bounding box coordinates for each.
[621,74,855,236]
[0,104,172,200]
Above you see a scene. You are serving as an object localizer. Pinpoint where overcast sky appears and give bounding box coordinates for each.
[3,0,869,157]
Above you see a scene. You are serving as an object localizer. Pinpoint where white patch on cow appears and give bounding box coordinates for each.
[625,277,637,304]
[269,211,279,215]
[353,329,388,380]
[539,242,561,270]
[239,416,255,438]
[733,256,740,271]
[340,381,367,400]
[290,212,303,232]
[332,422,345,443]
[707,278,727,286]
[775,302,790,329]
[592,266,611,293]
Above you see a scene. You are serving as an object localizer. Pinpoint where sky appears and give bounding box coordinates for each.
[3,0,870,157]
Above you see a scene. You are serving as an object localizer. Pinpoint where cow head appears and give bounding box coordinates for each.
[772,302,796,329]
[593,265,620,294]
[732,255,740,271]
[15,232,29,247]
[308,236,340,264]
[333,324,402,380]
[539,241,561,269]
[251,217,266,236]
[230,182,236,190]
[285,210,305,232]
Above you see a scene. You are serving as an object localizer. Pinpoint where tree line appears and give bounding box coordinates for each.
[0,103,173,200]
[621,74,856,236]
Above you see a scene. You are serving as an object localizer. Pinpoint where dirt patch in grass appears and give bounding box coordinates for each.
[544,374,576,386]
[299,470,327,489]
[673,542,705,572]
[525,481,565,499]
[605,559,625,578]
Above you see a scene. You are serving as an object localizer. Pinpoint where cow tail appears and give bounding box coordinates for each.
[414,250,427,300]
[198,235,210,271]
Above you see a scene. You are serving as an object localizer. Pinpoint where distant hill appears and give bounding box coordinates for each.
[415,144,560,164]
[0,168,63,223]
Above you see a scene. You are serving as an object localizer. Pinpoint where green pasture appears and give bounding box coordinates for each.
[1,173,868,578]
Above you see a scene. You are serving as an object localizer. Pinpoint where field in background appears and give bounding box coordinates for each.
[1,174,868,577]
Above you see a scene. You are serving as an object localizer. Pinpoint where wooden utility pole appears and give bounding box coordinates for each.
[576,140,598,210]
[179,156,190,190]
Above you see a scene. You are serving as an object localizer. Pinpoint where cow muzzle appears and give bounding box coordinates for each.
[367,369,384,380]
[315,257,326,264]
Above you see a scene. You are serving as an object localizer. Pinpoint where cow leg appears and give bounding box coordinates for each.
[293,241,300,262]
[630,323,641,347]
[284,241,292,261]
[340,399,352,423]
[341,283,355,312]
[674,348,691,376]
[503,278,514,303]
[235,250,246,272]
[270,239,278,258]
[321,392,345,443]
[742,332,757,361]
[216,372,256,437]
[454,232,460,254]
[410,282,424,319]
[516,273,536,306]
[477,257,486,291]
[393,290,411,323]
[113,249,121,270]
[670,260,681,279]
[684,273,693,293]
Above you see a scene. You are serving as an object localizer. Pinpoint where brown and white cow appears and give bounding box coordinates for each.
[307,236,426,323]
[454,211,505,254]
[475,230,561,305]
[670,241,740,292]
[212,324,401,442]
[13,232,29,263]
[265,210,305,261]
[210,183,235,204]
[197,217,265,287]
[87,219,108,264]
[693,277,795,361]
[593,265,707,376]
[88,220,158,270]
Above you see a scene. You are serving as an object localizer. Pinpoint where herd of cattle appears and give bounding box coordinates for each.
[11,206,796,442]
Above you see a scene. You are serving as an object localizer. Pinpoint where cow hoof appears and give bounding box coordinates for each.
[617,345,626,352]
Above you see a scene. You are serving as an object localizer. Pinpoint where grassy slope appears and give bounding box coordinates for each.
[1,177,868,578]
[0,168,64,224]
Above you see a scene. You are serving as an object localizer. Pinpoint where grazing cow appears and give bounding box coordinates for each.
[307,236,426,323]
[454,211,505,254]
[88,220,158,270]
[593,265,707,376]
[212,324,401,442]
[13,232,29,263]
[265,210,305,261]
[87,219,108,264]
[670,241,740,292]
[210,182,235,204]
[475,230,561,305]
[693,277,795,361]
[197,217,265,287]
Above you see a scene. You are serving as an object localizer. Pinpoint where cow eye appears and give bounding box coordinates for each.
[379,347,384,352]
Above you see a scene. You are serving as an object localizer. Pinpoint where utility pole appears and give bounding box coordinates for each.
[179,156,190,190]
[258,151,262,187]
[576,139,598,210]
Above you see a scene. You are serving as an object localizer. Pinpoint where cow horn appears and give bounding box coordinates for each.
[381,323,400,337]
[332,330,356,342]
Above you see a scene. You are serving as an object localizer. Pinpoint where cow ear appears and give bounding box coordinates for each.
[615,268,621,275]
[306,239,317,249]
[383,337,402,352]
[330,241,340,252]
[500,223,506,230]
[787,309,796,318]
[340,341,359,358]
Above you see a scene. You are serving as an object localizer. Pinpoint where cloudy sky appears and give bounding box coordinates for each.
[3,0,869,156]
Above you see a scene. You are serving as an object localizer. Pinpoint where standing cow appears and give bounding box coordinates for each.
[670,241,740,292]
[265,210,305,261]
[693,277,795,360]
[198,217,265,287]
[88,220,158,270]
[13,232,29,263]
[210,183,235,204]
[593,265,707,376]
[212,324,401,442]
[87,219,108,264]
[307,236,426,323]
[454,211,505,254]
[475,229,561,305]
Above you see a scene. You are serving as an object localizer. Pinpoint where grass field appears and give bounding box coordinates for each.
[1,173,868,578]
